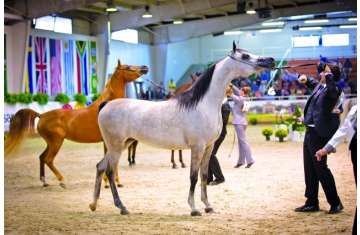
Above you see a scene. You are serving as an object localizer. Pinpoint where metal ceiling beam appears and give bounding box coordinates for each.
[12,0,102,18]
[108,0,235,32]
[151,0,356,44]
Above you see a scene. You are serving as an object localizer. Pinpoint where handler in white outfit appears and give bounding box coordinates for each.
[231,85,255,168]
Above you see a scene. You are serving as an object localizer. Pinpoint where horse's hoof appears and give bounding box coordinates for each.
[172,165,178,169]
[205,207,214,213]
[117,184,124,188]
[42,183,49,187]
[181,164,186,168]
[191,210,202,216]
[121,208,129,215]
[59,182,66,189]
[104,185,110,189]
[89,203,96,211]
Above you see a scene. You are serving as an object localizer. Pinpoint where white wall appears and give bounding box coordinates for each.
[107,40,153,98]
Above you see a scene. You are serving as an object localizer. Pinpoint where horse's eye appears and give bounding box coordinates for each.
[242,54,250,60]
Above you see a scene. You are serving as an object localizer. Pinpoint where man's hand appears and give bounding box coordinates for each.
[298,74,307,84]
[315,148,328,161]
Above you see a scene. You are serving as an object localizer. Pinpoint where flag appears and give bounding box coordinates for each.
[25,35,34,93]
[4,34,7,94]
[35,37,48,94]
[75,40,89,95]
[49,39,62,96]
[62,40,75,96]
[89,41,98,94]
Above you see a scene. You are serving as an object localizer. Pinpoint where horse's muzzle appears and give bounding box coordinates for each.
[257,57,275,69]
[140,66,149,74]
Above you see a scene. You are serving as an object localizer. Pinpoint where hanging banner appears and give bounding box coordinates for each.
[4,34,7,94]
[35,37,48,94]
[25,35,34,93]
[62,40,75,96]
[89,41,98,94]
[75,40,89,95]
[49,39,62,96]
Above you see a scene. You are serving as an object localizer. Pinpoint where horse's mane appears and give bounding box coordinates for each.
[175,64,216,110]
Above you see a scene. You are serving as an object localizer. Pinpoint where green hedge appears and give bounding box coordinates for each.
[74,93,87,105]
[32,93,49,105]
[55,93,70,104]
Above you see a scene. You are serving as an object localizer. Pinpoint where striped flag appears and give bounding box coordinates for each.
[75,40,89,95]
[35,37,48,94]
[62,40,75,95]
[89,41,98,94]
[25,35,34,93]
[49,39,62,96]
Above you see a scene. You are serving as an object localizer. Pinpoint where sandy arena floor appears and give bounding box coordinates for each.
[5,125,356,234]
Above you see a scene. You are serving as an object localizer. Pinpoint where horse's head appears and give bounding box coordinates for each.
[112,59,149,83]
[227,41,275,78]
[106,60,149,99]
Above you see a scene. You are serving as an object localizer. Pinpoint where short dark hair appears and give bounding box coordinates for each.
[330,65,341,82]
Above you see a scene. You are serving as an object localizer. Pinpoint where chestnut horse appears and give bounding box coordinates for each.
[5,60,148,188]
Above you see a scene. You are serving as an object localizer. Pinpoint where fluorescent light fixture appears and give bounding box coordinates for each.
[304,19,329,24]
[299,26,322,31]
[106,0,117,12]
[339,25,357,29]
[173,20,183,25]
[106,6,117,12]
[224,31,243,35]
[259,28,282,33]
[262,21,284,26]
[246,10,256,15]
[142,5,152,18]
[289,14,313,20]
[348,17,357,21]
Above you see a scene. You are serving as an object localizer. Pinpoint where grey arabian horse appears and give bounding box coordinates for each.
[89,42,275,216]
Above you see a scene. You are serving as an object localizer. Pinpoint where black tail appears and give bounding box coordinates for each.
[99,101,108,112]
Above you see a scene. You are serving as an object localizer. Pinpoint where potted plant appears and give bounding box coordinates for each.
[262,127,273,141]
[17,93,33,104]
[275,128,288,142]
[249,117,258,125]
[55,93,70,104]
[5,93,18,105]
[32,93,49,105]
[74,93,87,109]
[92,93,101,102]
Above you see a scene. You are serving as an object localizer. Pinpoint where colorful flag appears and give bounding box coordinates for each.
[49,39,62,96]
[62,40,75,96]
[89,41,98,94]
[35,37,48,94]
[25,35,34,93]
[4,34,7,94]
[75,40,89,95]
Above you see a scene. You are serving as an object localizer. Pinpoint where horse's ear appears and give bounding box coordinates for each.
[232,41,236,53]
[117,59,121,66]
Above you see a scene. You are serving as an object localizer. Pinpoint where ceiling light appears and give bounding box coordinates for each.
[142,5,152,18]
[259,28,282,33]
[339,25,357,29]
[262,21,284,26]
[246,2,256,15]
[299,26,322,31]
[224,31,243,35]
[106,0,117,12]
[173,19,183,25]
[304,19,329,24]
[348,17,357,21]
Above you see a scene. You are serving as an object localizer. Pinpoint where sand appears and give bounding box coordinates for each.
[5,125,356,234]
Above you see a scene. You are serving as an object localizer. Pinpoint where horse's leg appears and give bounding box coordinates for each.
[39,146,49,187]
[171,150,177,169]
[131,141,138,165]
[43,137,65,188]
[188,145,205,216]
[200,144,214,213]
[179,150,186,168]
[128,144,132,166]
[106,149,129,215]
[89,157,107,211]
[115,158,123,188]
[102,143,111,188]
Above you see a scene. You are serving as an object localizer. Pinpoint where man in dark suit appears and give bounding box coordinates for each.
[295,64,343,214]
[207,96,232,185]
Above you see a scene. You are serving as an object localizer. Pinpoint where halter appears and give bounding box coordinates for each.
[228,53,264,68]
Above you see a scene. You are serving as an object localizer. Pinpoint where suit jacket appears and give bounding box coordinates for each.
[304,74,341,138]
[231,86,248,125]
